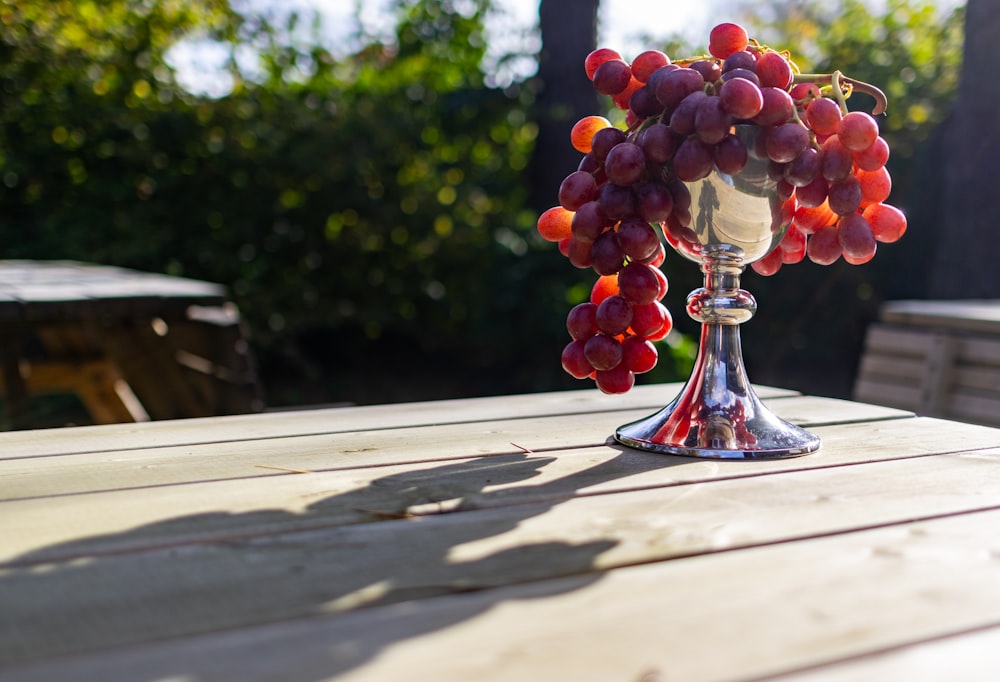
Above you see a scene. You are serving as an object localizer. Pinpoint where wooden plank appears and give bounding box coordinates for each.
[953,364,1000,394]
[96,320,213,419]
[853,377,922,411]
[945,390,1000,428]
[772,624,1000,681]
[862,324,936,355]
[1,414,993,564]
[4,482,1000,679]
[960,335,1000,367]
[0,397,924,502]
[880,299,1000,335]
[857,352,925,382]
[0,383,805,459]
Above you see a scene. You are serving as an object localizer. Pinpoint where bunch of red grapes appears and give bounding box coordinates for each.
[536,22,907,394]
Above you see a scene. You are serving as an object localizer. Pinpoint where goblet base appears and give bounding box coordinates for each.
[614,383,821,460]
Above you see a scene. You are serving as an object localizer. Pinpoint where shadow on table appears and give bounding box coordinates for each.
[0,445,687,681]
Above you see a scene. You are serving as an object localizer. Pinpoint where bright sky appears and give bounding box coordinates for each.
[170,0,717,95]
[301,0,716,56]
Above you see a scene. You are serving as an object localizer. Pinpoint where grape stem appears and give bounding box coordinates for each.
[795,72,887,115]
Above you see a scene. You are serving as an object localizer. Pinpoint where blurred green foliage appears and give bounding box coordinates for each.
[0,0,613,405]
[0,0,967,410]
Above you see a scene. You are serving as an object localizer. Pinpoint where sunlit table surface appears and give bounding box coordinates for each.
[4,383,1000,681]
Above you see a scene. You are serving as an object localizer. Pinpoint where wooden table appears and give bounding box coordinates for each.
[3,383,1000,680]
[0,260,261,428]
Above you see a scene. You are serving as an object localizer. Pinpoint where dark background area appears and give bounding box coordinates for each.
[0,0,991,427]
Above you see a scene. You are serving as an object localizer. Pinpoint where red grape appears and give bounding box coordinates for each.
[536,206,573,242]
[595,364,634,394]
[570,116,611,153]
[827,176,863,215]
[807,224,842,265]
[755,51,793,89]
[559,170,598,211]
[630,301,669,337]
[793,202,836,234]
[669,90,708,136]
[636,182,674,223]
[753,87,794,126]
[689,59,722,83]
[604,142,646,186]
[863,202,907,243]
[645,308,674,341]
[853,136,890,171]
[629,85,665,119]
[857,166,891,206]
[596,295,633,335]
[590,274,619,304]
[585,48,622,80]
[622,335,658,374]
[721,50,756,74]
[820,135,853,182]
[617,218,660,261]
[805,97,842,136]
[566,302,598,340]
[652,265,668,299]
[612,77,644,110]
[795,175,829,209]
[618,262,660,305]
[584,333,623,370]
[590,230,626,275]
[784,147,821,187]
[641,240,667,268]
[766,123,810,163]
[639,123,680,164]
[695,95,734,144]
[838,212,877,261]
[570,200,608,241]
[673,136,715,181]
[790,82,821,107]
[562,340,593,379]
[631,50,670,82]
[709,23,750,59]
[779,224,807,264]
[566,236,593,268]
[654,67,704,110]
[593,59,632,95]
[590,126,627,162]
[719,77,764,119]
[751,246,783,275]
[599,182,636,221]
[838,111,879,152]
[715,133,749,175]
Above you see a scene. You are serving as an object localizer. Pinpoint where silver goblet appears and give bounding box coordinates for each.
[615,127,821,459]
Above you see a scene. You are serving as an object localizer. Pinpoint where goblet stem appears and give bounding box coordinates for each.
[615,245,821,459]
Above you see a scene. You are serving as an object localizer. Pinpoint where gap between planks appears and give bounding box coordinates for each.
[4,415,997,565]
[0,396,922,505]
[4,507,1000,682]
[0,384,806,460]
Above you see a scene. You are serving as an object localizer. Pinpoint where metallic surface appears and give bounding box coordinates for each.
[616,129,821,459]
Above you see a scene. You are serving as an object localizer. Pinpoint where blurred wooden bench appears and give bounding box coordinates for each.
[854,299,1000,427]
[0,260,263,429]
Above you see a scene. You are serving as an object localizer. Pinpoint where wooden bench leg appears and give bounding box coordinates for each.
[1,335,29,429]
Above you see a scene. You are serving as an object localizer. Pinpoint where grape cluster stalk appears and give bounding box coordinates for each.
[536,22,908,394]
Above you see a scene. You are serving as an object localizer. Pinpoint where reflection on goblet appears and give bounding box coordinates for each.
[615,127,821,459]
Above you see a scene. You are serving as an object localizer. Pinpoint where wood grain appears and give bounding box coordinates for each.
[5,509,1000,682]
